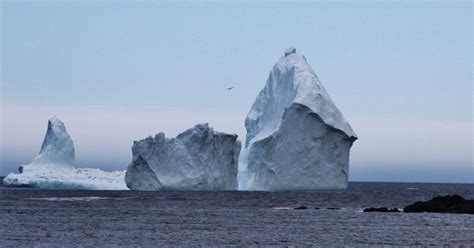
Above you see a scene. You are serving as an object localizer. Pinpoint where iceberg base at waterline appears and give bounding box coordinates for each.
[3,167,127,190]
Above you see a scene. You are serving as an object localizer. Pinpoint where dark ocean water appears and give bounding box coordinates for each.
[0,181,473,246]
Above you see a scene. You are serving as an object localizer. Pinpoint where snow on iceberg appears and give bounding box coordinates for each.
[3,168,127,190]
[2,116,127,190]
[240,48,357,191]
[126,123,241,191]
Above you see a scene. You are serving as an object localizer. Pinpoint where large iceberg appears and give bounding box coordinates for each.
[240,48,357,191]
[3,116,127,190]
[125,123,241,191]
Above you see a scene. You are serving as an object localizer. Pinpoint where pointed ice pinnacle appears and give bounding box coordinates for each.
[31,116,75,167]
[240,48,357,191]
[3,116,128,190]
[126,123,241,191]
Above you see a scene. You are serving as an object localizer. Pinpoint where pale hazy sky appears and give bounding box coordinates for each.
[1,1,472,183]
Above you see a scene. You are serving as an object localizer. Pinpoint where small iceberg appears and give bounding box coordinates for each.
[2,116,127,190]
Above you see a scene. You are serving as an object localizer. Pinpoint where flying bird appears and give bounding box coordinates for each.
[227,86,234,91]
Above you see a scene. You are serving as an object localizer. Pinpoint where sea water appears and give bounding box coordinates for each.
[1,181,473,246]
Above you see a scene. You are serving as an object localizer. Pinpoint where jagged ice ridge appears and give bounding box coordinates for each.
[125,123,241,191]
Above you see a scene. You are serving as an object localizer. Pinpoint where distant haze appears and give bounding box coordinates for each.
[1,1,472,183]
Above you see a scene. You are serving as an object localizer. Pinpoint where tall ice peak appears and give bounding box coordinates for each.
[31,116,75,167]
[240,48,357,190]
[245,49,356,147]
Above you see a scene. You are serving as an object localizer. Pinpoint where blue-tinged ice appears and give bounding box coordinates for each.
[239,48,357,191]
[125,123,241,191]
[3,117,127,190]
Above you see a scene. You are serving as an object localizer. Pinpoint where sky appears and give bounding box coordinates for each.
[1,1,472,183]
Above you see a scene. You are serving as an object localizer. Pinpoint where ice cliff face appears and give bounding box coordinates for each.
[126,123,241,191]
[125,156,162,191]
[3,116,127,190]
[241,48,357,190]
[31,116,75,168]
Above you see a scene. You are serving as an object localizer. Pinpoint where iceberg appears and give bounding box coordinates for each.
[240,48,357,191]
[30,116,74,168]
[125,123,241,191]
[3,116,127,190]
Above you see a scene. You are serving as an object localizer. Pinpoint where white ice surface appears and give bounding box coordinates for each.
[3,168,127,190]
[244,50,356,146]
[3,116,127,190]
[240,48,357,190]
[126,123,241,191]
[31,116,75,168]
